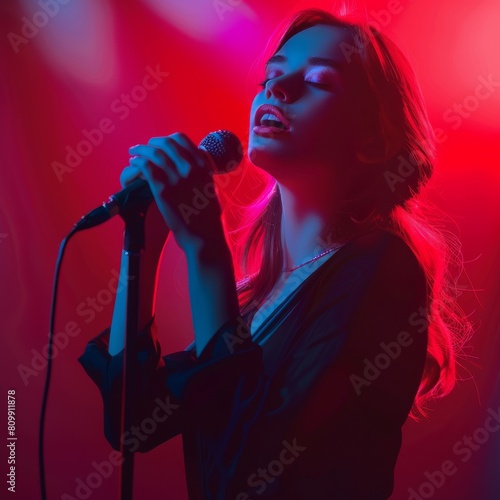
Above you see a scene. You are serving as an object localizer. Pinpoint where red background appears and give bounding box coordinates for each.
[1,0,499,498]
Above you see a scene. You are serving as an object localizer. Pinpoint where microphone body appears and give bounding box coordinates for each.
[74,130,242,231]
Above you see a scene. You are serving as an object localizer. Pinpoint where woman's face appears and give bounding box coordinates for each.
[248,24,366,185]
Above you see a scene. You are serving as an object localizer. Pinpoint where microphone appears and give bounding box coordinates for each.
[74,130,243,231]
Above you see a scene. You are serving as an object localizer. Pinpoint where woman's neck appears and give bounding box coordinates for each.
[278,182,350,270]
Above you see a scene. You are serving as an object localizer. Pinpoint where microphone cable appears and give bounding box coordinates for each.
[39,226,78,500]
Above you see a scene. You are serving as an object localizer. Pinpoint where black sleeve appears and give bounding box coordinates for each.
[77,314,264,452]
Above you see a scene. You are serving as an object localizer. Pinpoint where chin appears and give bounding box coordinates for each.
[248,148,300,185]
[248,142,284,170]
[249,131,291,159]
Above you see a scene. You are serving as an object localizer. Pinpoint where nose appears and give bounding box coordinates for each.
[264,74,298,103]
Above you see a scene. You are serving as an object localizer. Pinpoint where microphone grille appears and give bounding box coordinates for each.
[199,130,243,174]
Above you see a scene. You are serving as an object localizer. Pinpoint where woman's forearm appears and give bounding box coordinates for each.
[108,232,239,358]
[185,239,240,358]
[108,250,161,356]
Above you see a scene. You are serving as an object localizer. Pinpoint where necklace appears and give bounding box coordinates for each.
[282,244,343,273]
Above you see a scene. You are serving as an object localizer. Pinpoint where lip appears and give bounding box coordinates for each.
[254,104,291,131]
[253,125,290,137]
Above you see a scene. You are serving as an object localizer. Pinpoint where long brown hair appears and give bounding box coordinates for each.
[225,8,472,419]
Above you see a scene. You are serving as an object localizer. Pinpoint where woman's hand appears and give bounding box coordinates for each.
[126,132,226,255]
[123,132,240,356]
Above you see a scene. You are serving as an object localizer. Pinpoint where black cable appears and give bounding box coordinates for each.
[39,227,78,500]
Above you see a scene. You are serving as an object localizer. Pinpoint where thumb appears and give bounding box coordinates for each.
[120,165,143,188]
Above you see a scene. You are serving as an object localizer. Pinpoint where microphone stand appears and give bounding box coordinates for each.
[118,206,148,500]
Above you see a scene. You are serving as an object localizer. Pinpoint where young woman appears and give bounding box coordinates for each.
[78,8,470,499]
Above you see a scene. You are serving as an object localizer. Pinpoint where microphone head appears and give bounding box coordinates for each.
[199,130,243,174]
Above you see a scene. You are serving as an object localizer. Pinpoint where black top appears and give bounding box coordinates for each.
[78,227,428,499]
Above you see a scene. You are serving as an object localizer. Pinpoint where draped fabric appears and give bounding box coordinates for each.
[78,227,428,499]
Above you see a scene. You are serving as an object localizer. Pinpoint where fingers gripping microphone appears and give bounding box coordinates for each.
[74,130,243,231]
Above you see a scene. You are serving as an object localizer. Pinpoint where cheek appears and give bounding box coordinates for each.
[299,101,353,143]
[294,104,359,163]
[303,91,348,123]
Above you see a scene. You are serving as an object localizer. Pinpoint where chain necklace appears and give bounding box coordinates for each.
[282,244,343,273]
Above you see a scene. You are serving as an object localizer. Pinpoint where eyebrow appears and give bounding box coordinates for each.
[265,54,342,70]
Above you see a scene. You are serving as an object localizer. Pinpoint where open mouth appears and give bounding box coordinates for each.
[253,104,291,135]
[260,113,288,129]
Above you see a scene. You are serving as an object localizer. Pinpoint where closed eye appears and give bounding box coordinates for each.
[258,78,331,88]
[258,73,337,90]
[305,70,339,87]
[306,80,331,87]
